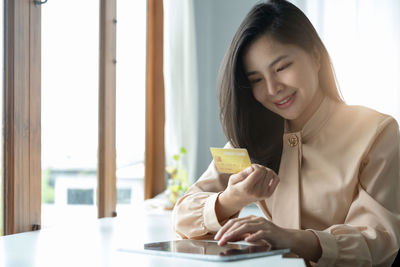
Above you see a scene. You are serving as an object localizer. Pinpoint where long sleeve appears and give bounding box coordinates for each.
[310,117,400,266]
[172,159,233,239]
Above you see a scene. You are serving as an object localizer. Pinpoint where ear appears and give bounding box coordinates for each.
[311,46,321,71]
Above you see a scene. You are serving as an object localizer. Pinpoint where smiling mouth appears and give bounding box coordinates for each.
[274,92,296,108]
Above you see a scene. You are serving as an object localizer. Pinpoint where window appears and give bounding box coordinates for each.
[41,0,99,228]
[115,0,146,214]
[2,0,164,235]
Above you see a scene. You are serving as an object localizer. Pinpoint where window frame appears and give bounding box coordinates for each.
[98,0,117,218]
[2,0,164,234]
[144,0,165,199]
[3,0,42,235]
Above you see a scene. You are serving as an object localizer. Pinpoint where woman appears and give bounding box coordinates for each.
[172,0,400,265]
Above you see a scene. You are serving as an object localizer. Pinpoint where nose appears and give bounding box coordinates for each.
[265,76,284,96]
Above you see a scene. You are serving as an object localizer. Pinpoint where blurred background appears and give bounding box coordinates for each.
[1,0,399,232]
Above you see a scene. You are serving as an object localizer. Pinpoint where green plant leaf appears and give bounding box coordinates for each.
[180,147,187,155]
[173,154,180,161]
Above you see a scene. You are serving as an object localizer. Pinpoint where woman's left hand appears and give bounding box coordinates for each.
[214,215,290,249]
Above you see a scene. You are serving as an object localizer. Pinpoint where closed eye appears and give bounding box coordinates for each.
[249,78,262,84]
[277,62,292,72]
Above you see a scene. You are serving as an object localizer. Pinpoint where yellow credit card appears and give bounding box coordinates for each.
[210,147,252,174]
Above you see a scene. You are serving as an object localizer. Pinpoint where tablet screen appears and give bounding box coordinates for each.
[131,240,290,262]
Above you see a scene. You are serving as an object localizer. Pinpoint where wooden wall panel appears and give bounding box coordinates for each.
[4,0,41,235]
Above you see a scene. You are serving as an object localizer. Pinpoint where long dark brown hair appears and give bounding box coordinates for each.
[218,0,343,172]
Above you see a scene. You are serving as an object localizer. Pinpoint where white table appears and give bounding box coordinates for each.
[0,204,305,267]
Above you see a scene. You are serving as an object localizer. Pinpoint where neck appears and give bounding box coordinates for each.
[288,90,324,132]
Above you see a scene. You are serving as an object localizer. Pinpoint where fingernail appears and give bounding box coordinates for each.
[244,166,253,174]
[215,231,220,240]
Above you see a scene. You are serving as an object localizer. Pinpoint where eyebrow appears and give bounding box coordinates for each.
[246,55,289,76]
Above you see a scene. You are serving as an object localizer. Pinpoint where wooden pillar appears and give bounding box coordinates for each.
[145,0,165,199]
[98,0,117,218]
[3,0,42,234]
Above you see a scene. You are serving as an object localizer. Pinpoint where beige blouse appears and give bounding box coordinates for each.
[172,97,400,266]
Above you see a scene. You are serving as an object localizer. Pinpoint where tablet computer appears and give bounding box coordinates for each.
[119,240,290,262]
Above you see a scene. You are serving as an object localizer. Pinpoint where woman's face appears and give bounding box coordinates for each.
[243,35,322,130]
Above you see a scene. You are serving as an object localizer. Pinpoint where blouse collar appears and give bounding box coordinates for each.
[284,96,337,141]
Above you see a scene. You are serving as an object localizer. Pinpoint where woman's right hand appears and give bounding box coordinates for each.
[216,164,279,223]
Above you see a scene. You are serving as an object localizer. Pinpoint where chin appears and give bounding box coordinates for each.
[269,106,299,120]
[279,113,298,121]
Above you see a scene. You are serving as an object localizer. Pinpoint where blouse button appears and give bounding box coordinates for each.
[288,135,298,147]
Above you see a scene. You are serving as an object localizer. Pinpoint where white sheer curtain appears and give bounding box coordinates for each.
[164,0,199,183]
[303,0,400,122]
